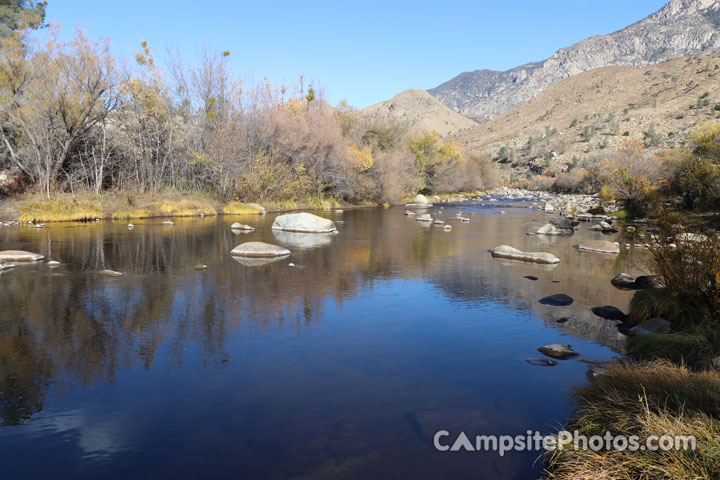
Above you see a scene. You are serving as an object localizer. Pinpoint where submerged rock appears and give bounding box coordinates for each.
[99,269,123,277]
[591,305,627,321]
[272,212,337,233]
[0,250,44,262]
[230,241,291,258]
[536,223,572,236]
[47,260,61,267]
[195,264,208,270]
[539,294,574,306]
[526,358,559,367]
[538,343,579,360]
[416,214,433,222]
[404,210,416,216]
[524,275,539,281]
[491,245,560,264]
[611,273,636,289]
[0,260,16,270]
[578,240,620,254]
[230,222,255,232]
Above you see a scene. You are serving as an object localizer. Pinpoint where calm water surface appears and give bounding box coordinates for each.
[0,197,641,479]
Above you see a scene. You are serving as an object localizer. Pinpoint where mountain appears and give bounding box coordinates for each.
[429,0,720,121]
[360,89,477,136]
[453,52,720,177]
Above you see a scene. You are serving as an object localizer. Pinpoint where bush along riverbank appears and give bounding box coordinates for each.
[544,212,720,479]
[0,189,500,224]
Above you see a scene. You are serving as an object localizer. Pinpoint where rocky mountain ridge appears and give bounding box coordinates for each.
[429,0,720,121]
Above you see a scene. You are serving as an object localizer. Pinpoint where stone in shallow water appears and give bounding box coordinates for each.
[271,212,337,233]
[491,245,560,265]
[611,273,636,289]
[591,305,627,321]
[526,358,559,367]
[578,240,620,254]
[0,259,16,270]
[230,241,290,258]
[0,250,44,262]
[416,214,432,222]
[556,317,572,324]
[536,223,572,236]
[538,343,579,360]
[524,275,539,281]
[538,294,573,306]
[47,260,61,267]
[195,264,208,270]
[230,222,255,232]
[99,269,123,277]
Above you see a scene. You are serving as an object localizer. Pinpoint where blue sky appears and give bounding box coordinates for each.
[45,0,668,108]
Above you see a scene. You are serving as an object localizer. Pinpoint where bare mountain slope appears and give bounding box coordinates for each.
[361,89,477,137]
[454,52,720,177]
[430,0,720,120]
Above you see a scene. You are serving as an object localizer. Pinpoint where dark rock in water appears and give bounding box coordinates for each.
[611,273,637,290]
[539,294,573,306]
[556,317,572,324]
[538,343,579,360]
[524,275,539,281]
[550,217,577,230]
[552,280,560,283]
[635,275,663,289]
[526,358,559,367]
[592,305,627,321]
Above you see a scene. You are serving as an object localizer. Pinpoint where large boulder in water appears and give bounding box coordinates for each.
[0,250,44,262]
[271,212,337,233]
[231,242,291,258]
[578,240,620,254]
[414,194,430,205]
[491,245,560,264]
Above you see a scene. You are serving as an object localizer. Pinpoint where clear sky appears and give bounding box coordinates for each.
[44,0,668,108]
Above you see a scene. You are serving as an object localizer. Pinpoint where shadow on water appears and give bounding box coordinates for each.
[0,203,641,479]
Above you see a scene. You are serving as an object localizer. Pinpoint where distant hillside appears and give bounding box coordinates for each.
[453,52,720,177]
[429,0,720,121]
[361,89,477,137]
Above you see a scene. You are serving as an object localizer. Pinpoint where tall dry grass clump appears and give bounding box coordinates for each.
[545,362,720,480]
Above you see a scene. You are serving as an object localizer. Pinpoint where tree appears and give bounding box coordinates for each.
[0,0,46,39]
[0,29,120,196]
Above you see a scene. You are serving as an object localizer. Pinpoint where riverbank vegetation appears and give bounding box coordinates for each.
[545,362,720,480]
[546,214,720,478]
[0,20,496,220]
[519,120,720,218]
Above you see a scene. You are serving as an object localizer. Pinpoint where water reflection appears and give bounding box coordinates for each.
[0,203,641,478]
[272,230,336,249]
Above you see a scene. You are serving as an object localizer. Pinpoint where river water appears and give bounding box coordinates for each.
[0,196,640,479]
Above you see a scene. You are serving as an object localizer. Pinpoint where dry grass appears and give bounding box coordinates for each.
[17,196,104,222]
[223,202,265,215]
[155,199,216,217]
[545,362,720,480]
